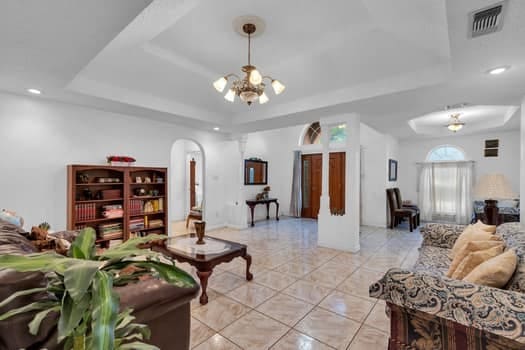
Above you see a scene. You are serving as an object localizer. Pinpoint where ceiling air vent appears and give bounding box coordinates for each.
[469,1,507,38]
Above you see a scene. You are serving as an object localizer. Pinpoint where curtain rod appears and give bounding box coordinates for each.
[415,160,475,165]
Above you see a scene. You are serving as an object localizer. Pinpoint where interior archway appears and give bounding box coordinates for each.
[169,139,205,235]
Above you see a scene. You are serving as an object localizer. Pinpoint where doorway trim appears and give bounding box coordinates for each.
[169,138,206,235]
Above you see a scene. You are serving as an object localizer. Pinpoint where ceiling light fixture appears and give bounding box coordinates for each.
[213,127,220,131]
[487,66,509,75]
[213,21,285,105]
[446,114,465,132]
[27,88,42,95]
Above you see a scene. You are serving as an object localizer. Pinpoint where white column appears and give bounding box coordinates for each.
[317,114,360,252]
[319,121,331,217]
[520,97,525,229]
[228,134,249,229]
[346,116,361,251]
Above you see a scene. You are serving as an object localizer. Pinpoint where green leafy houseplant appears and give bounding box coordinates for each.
[0,228,196,350]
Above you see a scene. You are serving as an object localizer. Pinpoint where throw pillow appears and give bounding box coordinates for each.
[473,220,496,233]
[0,210,24,228]
[450,225,499,258]
[452,245,504,279]
[446,240,504,277]
[463,249,518,288]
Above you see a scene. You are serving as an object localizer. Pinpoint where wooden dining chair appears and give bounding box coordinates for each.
[386,188,416,232]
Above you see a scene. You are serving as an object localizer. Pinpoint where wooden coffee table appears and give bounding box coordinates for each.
[152,233,253,305]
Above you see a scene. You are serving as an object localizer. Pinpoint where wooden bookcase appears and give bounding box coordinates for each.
[67,165,168,247]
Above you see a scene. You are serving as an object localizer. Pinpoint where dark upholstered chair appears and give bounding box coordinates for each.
[386,188,417,232]
[393,187,420,226]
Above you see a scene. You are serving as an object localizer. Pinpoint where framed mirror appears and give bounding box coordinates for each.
[244,159,268,185]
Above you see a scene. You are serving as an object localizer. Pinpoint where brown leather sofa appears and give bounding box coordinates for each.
[0,221,199,350]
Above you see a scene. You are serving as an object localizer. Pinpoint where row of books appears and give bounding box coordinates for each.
[148,219,163,228]
[98,222,123,240]
[129,218,145,231]
[129,198,164,216]
[75,203,96,221]
[129,229,164,239]
[102,204,123,218]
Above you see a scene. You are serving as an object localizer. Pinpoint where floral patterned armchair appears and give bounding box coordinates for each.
[370,222,525,350]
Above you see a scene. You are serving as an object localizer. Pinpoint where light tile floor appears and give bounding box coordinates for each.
[178,217,421,350]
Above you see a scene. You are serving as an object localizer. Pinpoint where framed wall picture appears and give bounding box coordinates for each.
[389,159,398,182]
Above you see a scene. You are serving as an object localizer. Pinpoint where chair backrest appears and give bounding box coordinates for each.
[386,188,399,214]
[393,188,403,208]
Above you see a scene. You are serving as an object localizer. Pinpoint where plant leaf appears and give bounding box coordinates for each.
[97,235,166,260]
[63,260,101,302]
[70,227,96,260]
[0,287,46,309]
[134,261,196,288]
[57,292,89,342]
[115,308,136,330]
[90,270,119,350]
[118,341,159,350]
[0,301,57,321]
[0,253,71,274]
[28,305,60,335]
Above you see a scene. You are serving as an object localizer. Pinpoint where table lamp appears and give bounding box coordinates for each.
[474,174,516,225]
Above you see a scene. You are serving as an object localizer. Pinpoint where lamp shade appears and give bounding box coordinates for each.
[213,77,227,92]
[271,79,285,95]
[474,174,516,199]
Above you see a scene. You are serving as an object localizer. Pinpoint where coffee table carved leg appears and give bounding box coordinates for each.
[196,270,213,305]
[242,254,253,281]
[275,201,279,221]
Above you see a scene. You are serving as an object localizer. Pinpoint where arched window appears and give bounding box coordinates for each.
[302,122,347,145]
[426,145,465,161]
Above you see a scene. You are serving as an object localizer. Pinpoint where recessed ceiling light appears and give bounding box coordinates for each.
[213,127,220,131]
[487,66,510,75]
[27,88,42,95]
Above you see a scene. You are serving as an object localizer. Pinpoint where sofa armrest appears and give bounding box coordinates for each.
[370,268,525,345]
[117,278,199,320]
[420,223,466,248]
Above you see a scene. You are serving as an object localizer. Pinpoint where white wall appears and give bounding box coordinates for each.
[170,140,203,222]
[520,101,525,229]
[0,92,231,231]
[243,122,399,227]
[399,130,520,206]
[360,125,399,227]
[244,125,304,221]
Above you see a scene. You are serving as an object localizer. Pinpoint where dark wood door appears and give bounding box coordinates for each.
[301,154,322,218]
[301,152,345,218]
[189,158,196,209]
[329,152,345,214]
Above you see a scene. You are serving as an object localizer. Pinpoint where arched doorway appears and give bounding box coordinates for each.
[169,139,205,234]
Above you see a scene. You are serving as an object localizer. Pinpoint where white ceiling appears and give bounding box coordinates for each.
[1,0,524,138]
[408,105,519,136]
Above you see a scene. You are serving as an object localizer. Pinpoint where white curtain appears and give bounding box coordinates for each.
[289,151,302,217]
[418,161,474,224]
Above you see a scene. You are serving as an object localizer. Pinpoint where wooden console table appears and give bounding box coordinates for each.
[246,198,279,227]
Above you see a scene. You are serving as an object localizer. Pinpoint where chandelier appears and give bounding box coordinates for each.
[446,114,465,132]
[213,22,285,105]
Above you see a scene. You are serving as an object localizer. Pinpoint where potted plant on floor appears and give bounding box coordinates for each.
[0,228,196,350]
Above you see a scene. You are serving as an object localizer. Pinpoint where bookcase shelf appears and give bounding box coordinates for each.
[67,165,168,246]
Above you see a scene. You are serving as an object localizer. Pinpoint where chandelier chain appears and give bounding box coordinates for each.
[248,32,251,66]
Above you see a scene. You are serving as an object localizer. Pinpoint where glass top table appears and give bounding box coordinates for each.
[152,233,253,304]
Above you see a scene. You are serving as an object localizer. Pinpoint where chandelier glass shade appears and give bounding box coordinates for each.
[213,23,285,105]
[446,114,465,132]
